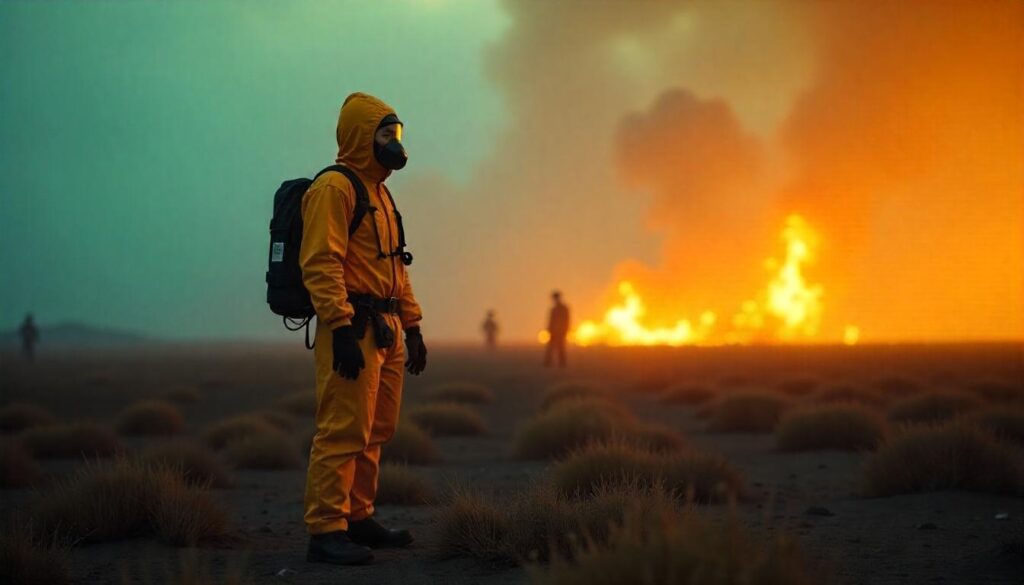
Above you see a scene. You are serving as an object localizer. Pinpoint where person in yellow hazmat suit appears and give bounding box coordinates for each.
[299,92,427,565]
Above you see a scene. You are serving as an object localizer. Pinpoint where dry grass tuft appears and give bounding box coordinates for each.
[862,423,1024,496]
[964,407,1024,447]
[150,477,230,546]
[20,422,123,460]
[277,390,316,417]
[407,403,487,437]
[812,383,887,409]
[887,391,981,424]
[776,404,887,452]
[222,427,302,470]
[139,440,233,488]
[511,399,632,460]
[874,375,924,398]
[776,376,821,397]
[540,382,607,411]
[0,403,56,433]
[435,481,679,565]
[967,380,1022,404]
[161,387,202,404]
[376,464,434,505]
[1,438,38,488]
[534,506,818,585]
[0,532,69,585]
[201,415,280,450]
[31,459,228,546]
[425,382,495,404]
[115,400,185,436]
[252,410,296,432]
[382,422,440,465]
[660,384,715,405]
[706,392,793,433]
[549,440,744,504]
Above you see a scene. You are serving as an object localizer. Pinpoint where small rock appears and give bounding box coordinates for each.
[798,521,814,528]
[817,463,828,469]
[805,506,834,517]
[276,568,297,577]
[994,512,1009,521]
[917,522,938,530]
[258,525,273,534]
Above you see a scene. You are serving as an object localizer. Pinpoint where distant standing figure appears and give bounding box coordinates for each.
[19,314,39,361]
[482,310,499,350]
[544,291,570,368]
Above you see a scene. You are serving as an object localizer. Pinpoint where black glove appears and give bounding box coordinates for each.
[332,326,365,380]
[404,326,427,375]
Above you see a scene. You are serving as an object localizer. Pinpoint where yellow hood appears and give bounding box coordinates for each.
[336,92,398,183]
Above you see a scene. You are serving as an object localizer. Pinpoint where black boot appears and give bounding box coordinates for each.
[347,517,414,548]
[306,530,374,565]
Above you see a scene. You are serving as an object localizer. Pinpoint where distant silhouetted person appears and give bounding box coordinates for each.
[544,291,570,367]
[482,310,499,350]
[19,314,39,361]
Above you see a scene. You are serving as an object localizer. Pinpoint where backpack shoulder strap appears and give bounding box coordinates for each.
[314,164,370,237]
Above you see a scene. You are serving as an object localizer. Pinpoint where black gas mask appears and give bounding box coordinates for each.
[374,114,407,171]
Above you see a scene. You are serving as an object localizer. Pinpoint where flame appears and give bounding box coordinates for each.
[571,214,859,346]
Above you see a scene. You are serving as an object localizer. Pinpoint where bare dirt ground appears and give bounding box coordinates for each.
[2,342,1022,584]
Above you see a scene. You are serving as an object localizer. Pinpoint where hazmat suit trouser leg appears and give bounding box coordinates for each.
[304,314,405,534]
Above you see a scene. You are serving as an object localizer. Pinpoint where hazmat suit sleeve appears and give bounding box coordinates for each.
[398,267,423,330]
[299,180,356,329]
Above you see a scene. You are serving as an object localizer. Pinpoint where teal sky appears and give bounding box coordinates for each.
[1,1,509,339]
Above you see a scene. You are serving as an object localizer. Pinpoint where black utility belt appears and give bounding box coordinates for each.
[348,293,401,348]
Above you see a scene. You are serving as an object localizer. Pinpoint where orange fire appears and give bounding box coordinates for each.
[571,214,859,346]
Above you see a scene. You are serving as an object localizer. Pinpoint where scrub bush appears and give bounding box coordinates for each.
[1,438,37,488]
[425,382,495,404]
[540,382,608,411]
[511,399,632,460]
[0,403,56,433]
[252,410,296,432]
[31,459,228,546]
[382,421,440,465]
[660,384,715,405]
[706,392,793,433]
[20,422,123,459]
[162,387,202,404]
[776,404,887,451]
[874,375,924,398]
[139,440,233,488]
[963,407,1024,447]
[222,427,302,470]
[887,391,981,424]
[862,423,1024,496]
[811,383,887,409]
[966,379,1022,403]
[277,390,316,417]
[549,440,744,504]
[407,403,487,437]
[775,376,821,396]
[0,532,69,585]
[202,415,280,450]
[115,400,184,436]
[435,482,678,565]
[533,507,819,585]
[376,464,433,505]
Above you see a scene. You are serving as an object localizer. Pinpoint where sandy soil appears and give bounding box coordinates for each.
[1,342,1022,584]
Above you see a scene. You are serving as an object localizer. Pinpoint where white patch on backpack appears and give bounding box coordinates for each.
[271,242,285,262]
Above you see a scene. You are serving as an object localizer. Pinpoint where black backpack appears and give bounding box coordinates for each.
[265,165,369,347]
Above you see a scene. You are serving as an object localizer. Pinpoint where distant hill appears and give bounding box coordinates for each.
[1,321,147,347]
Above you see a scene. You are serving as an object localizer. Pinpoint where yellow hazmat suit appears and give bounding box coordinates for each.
[300,92,422,534]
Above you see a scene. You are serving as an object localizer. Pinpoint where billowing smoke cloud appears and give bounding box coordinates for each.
[401,0,1023,342]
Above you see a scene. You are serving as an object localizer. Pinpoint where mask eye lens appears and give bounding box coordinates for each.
[394,124,403,142]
